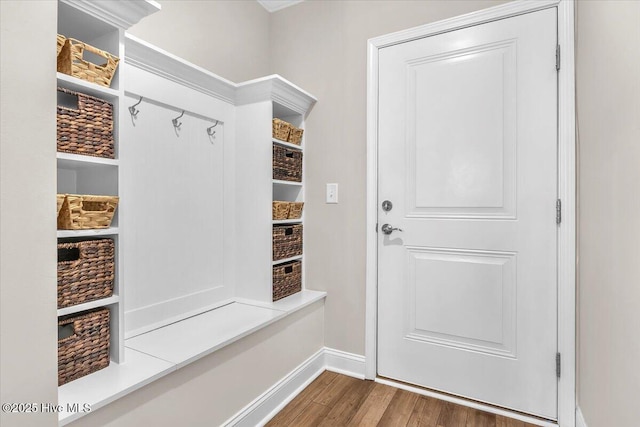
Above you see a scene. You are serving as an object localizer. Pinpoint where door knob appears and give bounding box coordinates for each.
[381,224,403,235]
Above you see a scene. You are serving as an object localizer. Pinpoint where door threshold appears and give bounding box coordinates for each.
[375,376,558,427]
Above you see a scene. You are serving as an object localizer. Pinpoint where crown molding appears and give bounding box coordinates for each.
[60,0,161,30]
[256,0,304,13]
[125,34,317,114]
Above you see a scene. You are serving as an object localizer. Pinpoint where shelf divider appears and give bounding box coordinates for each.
[57,295,120,317]
[57,227,119,238]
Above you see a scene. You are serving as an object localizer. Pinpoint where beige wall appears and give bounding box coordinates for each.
[576,1,640,426]
[269,0,507,355]
[69,301,324,427]
[0,1,58,427]
[128,0,270,82]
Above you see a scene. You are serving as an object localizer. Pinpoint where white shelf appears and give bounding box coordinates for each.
[57,295,120,317]
[57,72,119,101]
[58,348,175,426]
[273,218,303,224]
[272,138,302,151]
[273,179,303,186]
[273,255,303,265]
[57,152,119,169]
[126,292,326,369]
[57,227,119,238]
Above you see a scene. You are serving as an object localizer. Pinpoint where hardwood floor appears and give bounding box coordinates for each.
[266,371,539,427]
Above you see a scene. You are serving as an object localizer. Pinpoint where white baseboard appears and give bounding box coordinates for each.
[224,348,326,426]
[576,406,588,427]
[222,347,365,426]
[324,347,367,380]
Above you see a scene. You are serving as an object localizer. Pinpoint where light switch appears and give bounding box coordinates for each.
[326,183,338,204]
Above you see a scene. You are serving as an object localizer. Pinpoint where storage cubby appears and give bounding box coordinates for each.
[271,102,305,300]
[56,0,128,383]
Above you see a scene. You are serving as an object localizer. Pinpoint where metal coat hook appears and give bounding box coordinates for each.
[206,120,219,137]
[128,96,143,118]
[172,110,185,129]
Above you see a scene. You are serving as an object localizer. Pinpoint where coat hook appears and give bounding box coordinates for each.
[128,96,143,117]
[172,110,185,129]
[206,120,219,137]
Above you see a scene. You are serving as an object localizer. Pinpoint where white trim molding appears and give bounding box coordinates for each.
[576,407,588,427]
[366,1,576,426]
[324,348,367,380]
[223,347,365,426]
[224,348,326,427]
[125,34,317,113]
[60,0,161,30]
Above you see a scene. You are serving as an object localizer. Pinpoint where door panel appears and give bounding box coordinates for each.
[407,40,516,216]
[378,8,558,419]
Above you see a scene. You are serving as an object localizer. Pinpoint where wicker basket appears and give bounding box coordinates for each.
[273,201,291,220]
[273,144,303,182]
[57,34,66,56]
[288,202,304,219]
[273,224,303,261]
[288,126,304,145]
[57,87,115,159]
[58,194,119,230]
[57,194,66,216]
[58,308,110,385]
[273,260,302,301]
[57,37,119,88]
[58,239,115,309]
[272,118,291,141]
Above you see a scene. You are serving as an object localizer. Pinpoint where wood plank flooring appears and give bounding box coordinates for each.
[266,371,540,427]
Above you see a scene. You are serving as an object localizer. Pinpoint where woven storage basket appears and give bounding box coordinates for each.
[58,308,110,385]
[273,201,290,220]
[288,202,304,219]
[57,37,119,88]
[57,87,115,159]
[272,118,292,141]
[273,144,303,182]
[288,126,304,145]
[273,223,303,261]
[273,260,302,301]
[58,194,119,230]
[57,34,66,56]
[58,239,115,309]
[57,194,66,216]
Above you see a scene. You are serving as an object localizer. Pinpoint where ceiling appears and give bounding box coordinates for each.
[256,0,304,13]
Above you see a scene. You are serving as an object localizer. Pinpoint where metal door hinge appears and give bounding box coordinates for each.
[556,352,561,378]
[556,44,561,71]
[556,199,562,224]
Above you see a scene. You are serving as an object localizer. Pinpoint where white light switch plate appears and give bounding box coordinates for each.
[326,183,338,204]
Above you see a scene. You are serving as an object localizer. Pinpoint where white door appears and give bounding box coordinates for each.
[377,8,558,419]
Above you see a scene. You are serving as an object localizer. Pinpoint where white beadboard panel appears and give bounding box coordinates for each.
[121,86,233,334]
[58,347,175,426]
[235,101,273,302]
[126,302,283,368]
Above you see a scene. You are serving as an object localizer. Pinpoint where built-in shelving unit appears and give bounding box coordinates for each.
[53,9,317,424]
[271,103,305,307]
[56,2,160,421]
[57,0,125,370]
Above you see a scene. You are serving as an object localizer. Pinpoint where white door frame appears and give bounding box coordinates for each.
[365,1,576,426]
